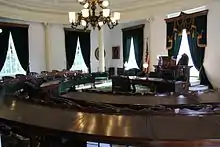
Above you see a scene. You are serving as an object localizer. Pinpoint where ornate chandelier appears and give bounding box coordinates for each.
[68,0,120,30]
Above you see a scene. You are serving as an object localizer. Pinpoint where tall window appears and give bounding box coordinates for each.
[176,30,199,77]
[0,32,26,77]
[70,37,88,73]
[124,37,139,70]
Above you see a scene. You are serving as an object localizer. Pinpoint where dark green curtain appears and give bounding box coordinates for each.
[122,31,131,64]
[166,21,182,58]
[64,29,78,70]
[122,25,144,69]
[0,27,10,71]
[166,21,174,57]
[173,35,182,58]
[10,27,29,72]
[79,31,91,73]
[133,28,144,69]
[187,14,212,88]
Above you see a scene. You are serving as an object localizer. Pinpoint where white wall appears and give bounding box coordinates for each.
[29,22,46,72]
[149,15,167,71]
[204,1,220,87]
[49,24,66,71]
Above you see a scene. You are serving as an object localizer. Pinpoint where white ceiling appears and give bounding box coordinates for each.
[0,0,212,23]
[0,0,176,14]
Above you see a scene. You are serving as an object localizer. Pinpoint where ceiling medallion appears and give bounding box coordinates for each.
[68,0,120,30]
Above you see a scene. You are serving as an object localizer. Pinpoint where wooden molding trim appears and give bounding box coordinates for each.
[0,22,29,28]
[122,24,145,32]
[165,10,209,23]
[64,27,91,33]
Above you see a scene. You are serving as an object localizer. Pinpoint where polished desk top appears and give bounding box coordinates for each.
[1,94,220,141]
[62,91,220,106]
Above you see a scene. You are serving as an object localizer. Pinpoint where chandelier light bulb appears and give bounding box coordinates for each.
[102,1,109,7]
[83,3,89,8]
[81,20,87,26]
[69,12,76,23]
[103,9,110,17]
[143,63,149,68]
[0,29,2,33]
[98,21,103,27]
[111,17,116,23]
[114,12,120,20]
[81,9,89,17]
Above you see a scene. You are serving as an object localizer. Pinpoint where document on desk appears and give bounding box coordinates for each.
[40,80,60,87]
[148,78,163,81]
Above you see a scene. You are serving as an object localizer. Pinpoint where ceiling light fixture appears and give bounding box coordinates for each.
[68,0,120,30]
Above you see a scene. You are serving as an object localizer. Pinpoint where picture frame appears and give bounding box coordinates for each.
[112,46,120,59]
[95,47,106,60]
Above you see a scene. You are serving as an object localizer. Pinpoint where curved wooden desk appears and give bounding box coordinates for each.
[61,91,220,106]
[0,95,220,145]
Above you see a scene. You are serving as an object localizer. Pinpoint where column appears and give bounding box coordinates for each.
[143,17,153,71]
[98,28,105,72]
[44,22,52,71]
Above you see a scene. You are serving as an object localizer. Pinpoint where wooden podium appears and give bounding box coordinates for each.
[153,65,192,82]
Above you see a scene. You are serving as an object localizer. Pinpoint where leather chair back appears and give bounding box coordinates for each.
[112,76,131,93]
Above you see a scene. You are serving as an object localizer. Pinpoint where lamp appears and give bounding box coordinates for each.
[0,29,2,33]
[69,0,120,30]
[143,63,149,68]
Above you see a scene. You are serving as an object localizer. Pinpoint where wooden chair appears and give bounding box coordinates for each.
[52,70,59,73]
[112,76,131,93]
[15,74,26,78]
[28,72,39,77]
[117,68,124,76]
[124,68,140,76]
[108,67,115,77]
[2,76,14,82]
[41,71,49,74]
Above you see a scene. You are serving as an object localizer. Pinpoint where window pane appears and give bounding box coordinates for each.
[87,142,99,147]
[70,37,88,73]
[124,37,139,70]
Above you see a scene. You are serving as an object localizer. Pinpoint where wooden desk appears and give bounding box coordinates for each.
[131,77,188,94]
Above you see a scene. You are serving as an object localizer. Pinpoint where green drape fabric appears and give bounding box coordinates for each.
[133,28,144,69]
[79,31,91,73]
[64,29,78,70]
[166,21,175,57]
[0,27,10,71]
[187,34,202,70]
[187,14,212,88]
[173,35,182,58]
[166,21,182,59]
[122,31,131,64]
